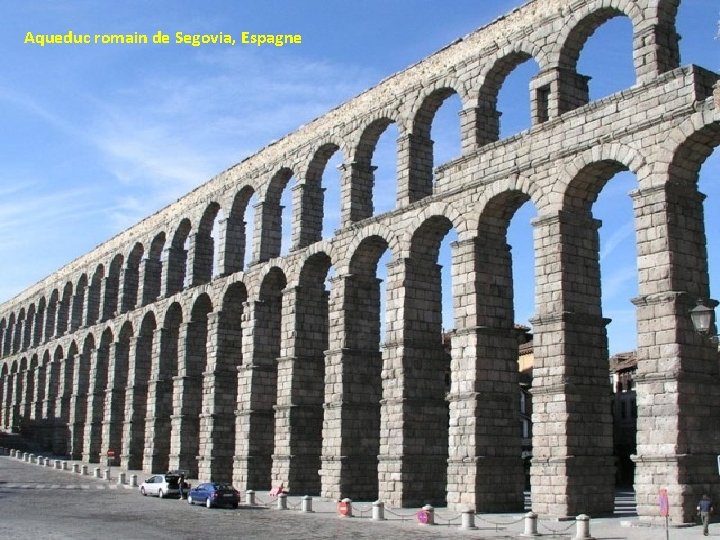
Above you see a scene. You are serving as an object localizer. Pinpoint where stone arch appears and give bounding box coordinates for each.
[84,327,114,463]
[143,302,182,474]
[405,86,466,204]
[125,310,156,470]
[32,298,46,347]
[260,167,296,261]
[272,251,332,494]
[173,293,212,478]
[224,185,256,274]
[477,45,543,140]
[70,274,88,331]
[555,0,679,99]
[140,232,165,306]
[662,121,720,188]
[165,218,192,297]
[121,242,144,313]
[86,266,104,326]
[104,320,134,463]
[56,340,78,455]
[4,312,16,357]
[191,202,221,286]
[300,141,345,246]
[12,308,25,354]
[23,304,35,351]
[234,266,286,490]
[197,281,246,481]
[103,254,123,320]
[345,115,401,223]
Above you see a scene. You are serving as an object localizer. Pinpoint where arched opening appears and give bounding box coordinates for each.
[106,322,133,464]
[141,233,165,305]
[204,282,246,481]
[273,253,332,494]
[263,168,295,259]
[145,303,182,474]
[322,235,391,500]
[13,309,25,353]
[165,219,191,296]
[407,89,462,202]
[304,143,343,242]
[85,329,113,463]
[559,9,636,112]
[56,343,77,456]
[496,57,541,138]
[235,268,285,491]
[193,202,220,285]
[225,186,256,274]
[126,312,155,471]
[23,305,35,351]
[87,266,104,325]
[33,299,46,347]
[121,243,144,312]
[71,275,87,331]
[23,355,37,424]
[70,335,93,459]
[177,294,212,478]
[354,119,399,221]
[381,215,454,506]
[576,16,635,101]
[104,255,123,320]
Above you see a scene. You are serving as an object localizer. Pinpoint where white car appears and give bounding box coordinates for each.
[139,473,181,499]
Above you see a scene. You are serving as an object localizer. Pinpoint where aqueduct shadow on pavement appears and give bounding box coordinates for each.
[2,0,720,524]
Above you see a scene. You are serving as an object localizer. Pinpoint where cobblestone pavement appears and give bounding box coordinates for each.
[1,454,718,539]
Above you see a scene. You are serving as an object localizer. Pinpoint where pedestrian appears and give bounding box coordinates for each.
[178,473,185,500]
[697,493,713,536]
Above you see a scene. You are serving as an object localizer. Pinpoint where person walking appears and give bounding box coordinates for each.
[697,494,713,536]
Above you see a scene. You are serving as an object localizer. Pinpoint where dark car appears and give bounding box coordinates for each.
[187,483,240,509]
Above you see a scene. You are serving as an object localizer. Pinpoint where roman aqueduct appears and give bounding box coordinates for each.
[1,0,719,523]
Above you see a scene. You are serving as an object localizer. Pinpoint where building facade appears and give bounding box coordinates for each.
[1,0,719,524]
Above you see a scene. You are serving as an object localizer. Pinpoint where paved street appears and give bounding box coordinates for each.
[1,453,719,539]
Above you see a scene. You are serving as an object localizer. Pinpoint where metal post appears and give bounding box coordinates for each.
[130,474,138,487]
[277,493,288,510]
[245,490,255,505]
[118,472,126,485]
[302,495,313,513]
[94,467,101,478]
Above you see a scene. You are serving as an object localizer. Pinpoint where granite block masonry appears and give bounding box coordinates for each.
[1,0,719,525]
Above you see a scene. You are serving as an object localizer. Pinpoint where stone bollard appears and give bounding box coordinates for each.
[520,512,540,537]
[23,452,29,461]
[9,449,15,457]
[338,498,353,517]
[94,467,101,479]
[372,500,385,521]
[46,458,53,468]
[575,514,594,540]
[118,472,126,485]
[63,461,70,471]
[130,474,138,487]
[103,469,111,481]
[73,463,80,474]
[277,493,288,510]
[29,453,35,464]
[302,495,313,513]
[460,509,478,530]
[82,465,88,475]
[55,460,62,470]
[419,504,435,525]
[38,456,45,466]
[245,490,255,506]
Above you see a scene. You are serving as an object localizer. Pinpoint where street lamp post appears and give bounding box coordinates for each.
[690,299,719,343]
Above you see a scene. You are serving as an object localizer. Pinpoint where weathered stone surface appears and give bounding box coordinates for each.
[1,0,719,525]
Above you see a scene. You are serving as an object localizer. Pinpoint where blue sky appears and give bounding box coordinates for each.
[0,0,719,355]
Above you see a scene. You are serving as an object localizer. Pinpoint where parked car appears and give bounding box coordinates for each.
[139,473,181,499]
[187,483,240,508]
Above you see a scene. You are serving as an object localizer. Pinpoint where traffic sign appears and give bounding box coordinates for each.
[106,449,115,458]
